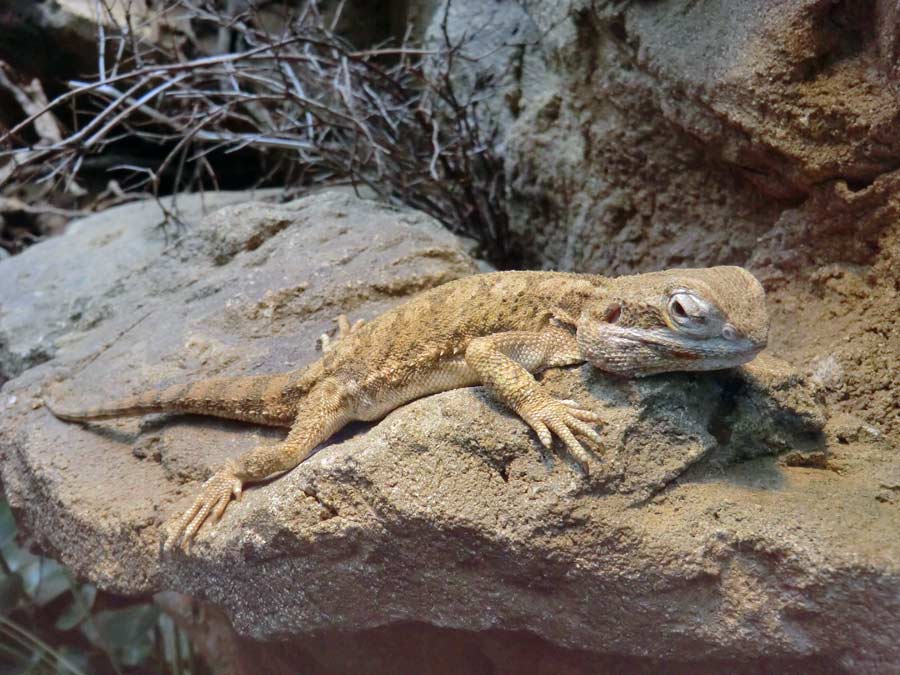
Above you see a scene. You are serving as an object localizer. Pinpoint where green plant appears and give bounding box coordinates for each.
[0,500,205,675]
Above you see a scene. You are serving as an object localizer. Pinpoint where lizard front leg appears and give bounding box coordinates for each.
[165,380,351,550]
[464,327,604,472]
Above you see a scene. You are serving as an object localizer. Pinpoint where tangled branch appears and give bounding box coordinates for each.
[0,0,513,261]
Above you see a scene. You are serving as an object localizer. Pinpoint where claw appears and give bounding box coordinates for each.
[163,462,243,553]
[320,333,333,353]
[520,398,603,471]
[336,314,351,339]
[565,416,604,448]
[530,420,552,449]
[321,315,365,354]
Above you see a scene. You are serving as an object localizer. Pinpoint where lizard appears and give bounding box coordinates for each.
[46,266,768,550]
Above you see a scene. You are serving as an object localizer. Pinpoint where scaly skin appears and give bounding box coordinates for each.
[46,267,768,550]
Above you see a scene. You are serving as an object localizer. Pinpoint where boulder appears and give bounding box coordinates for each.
[0,189,477,590]
[0,190,281,380]
[2,190,897,671]
[422,0,900,275]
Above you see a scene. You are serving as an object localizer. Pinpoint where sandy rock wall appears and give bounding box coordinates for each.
[425,0,900,272]
[423,0,900,440]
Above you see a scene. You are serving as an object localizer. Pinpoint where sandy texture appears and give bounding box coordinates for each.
[1,191,897,672]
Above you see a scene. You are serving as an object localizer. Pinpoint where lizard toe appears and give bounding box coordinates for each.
[565,415,604,450]
[521,398,601,472]
[563,405,604,424]
[547,419,592,472]
[210,493,230,525]
[164,465,243,551]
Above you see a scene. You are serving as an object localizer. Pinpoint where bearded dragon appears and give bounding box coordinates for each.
[46,267,768,550]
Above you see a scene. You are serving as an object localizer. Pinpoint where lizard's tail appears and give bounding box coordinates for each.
[44,367,322,427]
[45,393,158,422]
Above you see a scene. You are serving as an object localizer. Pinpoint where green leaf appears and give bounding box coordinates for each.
[157,611,178,664]
[1,541,39,575]
[20,558,71,606]
[0,571,25,614]
[0,499,18,547]
[54,584,97,631]
[83,603,160,667]
[0,501,17,549]
[54,646,91,675]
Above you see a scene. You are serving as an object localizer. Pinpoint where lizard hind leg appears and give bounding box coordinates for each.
[167,460,244,548]
[163,380,352,552]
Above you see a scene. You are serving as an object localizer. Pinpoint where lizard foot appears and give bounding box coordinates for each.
[321,314,365,353]
[518,398,604,472]
[164,461,243,552]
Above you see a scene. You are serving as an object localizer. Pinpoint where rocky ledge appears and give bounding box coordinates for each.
[1,192,897,672]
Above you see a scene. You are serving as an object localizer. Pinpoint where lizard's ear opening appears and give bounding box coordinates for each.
[603,302,622,324]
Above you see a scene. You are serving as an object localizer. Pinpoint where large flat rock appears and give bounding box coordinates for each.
[0,189,477,587]
[1,191,897,671]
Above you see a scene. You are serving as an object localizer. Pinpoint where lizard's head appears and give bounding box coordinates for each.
[575,266,768,377]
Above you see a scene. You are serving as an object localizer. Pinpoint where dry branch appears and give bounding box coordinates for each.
[0,0,513,262]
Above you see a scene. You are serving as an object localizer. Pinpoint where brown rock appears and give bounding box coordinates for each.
[422,1,900,274]
[2,189,897,671]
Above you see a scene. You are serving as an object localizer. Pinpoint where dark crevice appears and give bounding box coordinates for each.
[706,377,744,446]
[0,337,8,389]
[836,159,900,192]
[608,15,627,43]
[279,621,852,674]
[573,9,600,83]
[0,338,53,383]
[844,175,878,193]
[825,0,874,61]
[498,461,510,483]
[781,451,841,473]
[795,0,875,84]
[303,487,339,520]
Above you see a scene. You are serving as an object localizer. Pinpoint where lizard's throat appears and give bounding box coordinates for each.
[576,324,765,377]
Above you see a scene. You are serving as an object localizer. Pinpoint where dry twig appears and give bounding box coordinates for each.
[0,0,514,261]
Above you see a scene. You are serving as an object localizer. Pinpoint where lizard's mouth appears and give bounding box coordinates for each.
[576,324,766,377]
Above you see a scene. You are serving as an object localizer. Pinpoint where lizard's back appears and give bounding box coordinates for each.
[317,271,605,419]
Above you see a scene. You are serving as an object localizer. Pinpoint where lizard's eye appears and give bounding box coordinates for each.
[722,324,738,341]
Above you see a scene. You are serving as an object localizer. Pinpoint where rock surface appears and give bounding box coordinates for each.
[421,0,900,456]
[0,190,281,380]
[423,0,900,273]
[1,191,897,672]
